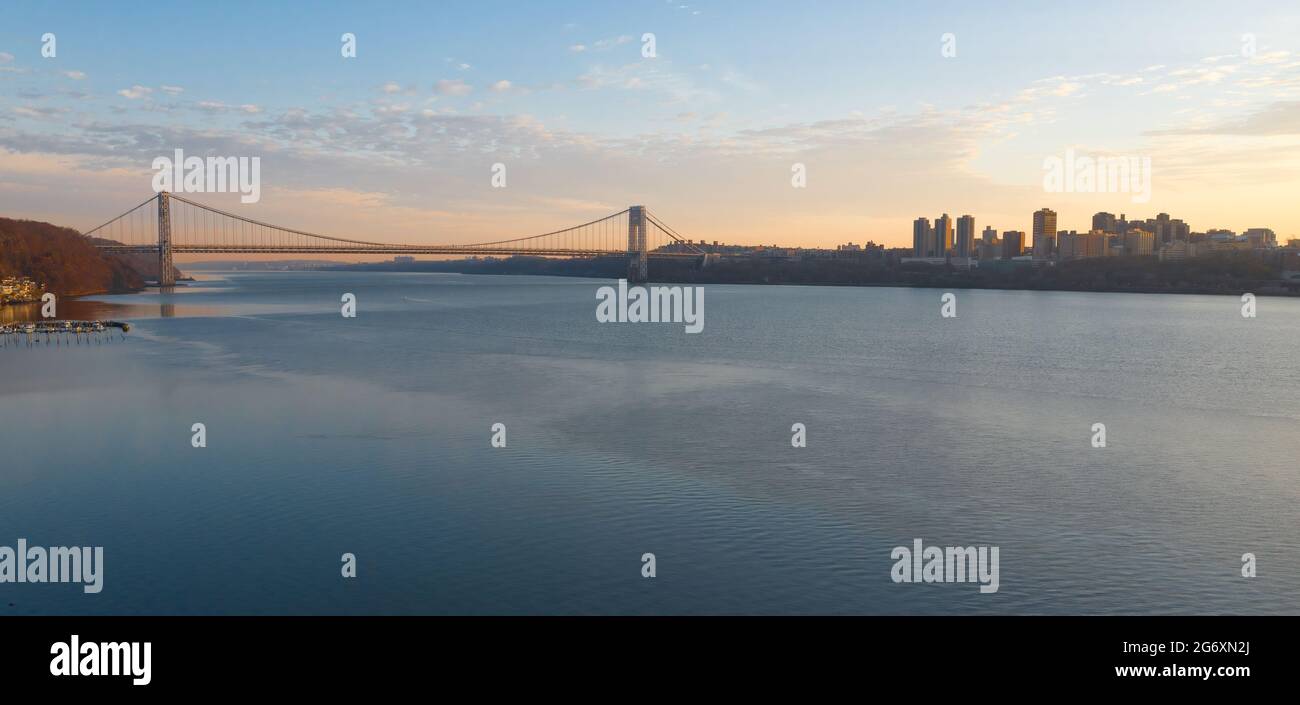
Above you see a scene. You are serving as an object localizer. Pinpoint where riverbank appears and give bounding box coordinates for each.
[0,216,146,297]
[0,216,191,301]
[332,250,1300,297]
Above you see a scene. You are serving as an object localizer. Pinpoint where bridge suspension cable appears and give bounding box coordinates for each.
[84,193,710,284]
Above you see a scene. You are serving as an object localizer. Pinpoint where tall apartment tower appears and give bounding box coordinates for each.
[1033,208,1057,257]
[1002,231,1025,259]
[1152,212,1173,246]
[912,217,932,257]
[982,226,998,244]
[1171,219,1190,242]
[1092,212,1118,234]
[934,213,954,257]
[955,215,976,258]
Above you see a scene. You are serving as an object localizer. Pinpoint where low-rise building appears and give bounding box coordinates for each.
[0,277,44,305]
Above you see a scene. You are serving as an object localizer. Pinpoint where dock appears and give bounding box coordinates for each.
[0,320,131,347]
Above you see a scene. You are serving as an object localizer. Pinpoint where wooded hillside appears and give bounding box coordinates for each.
[0,217,145,296]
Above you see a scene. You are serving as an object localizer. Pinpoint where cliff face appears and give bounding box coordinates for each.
[96,247,184,284]
[0,217,146,296]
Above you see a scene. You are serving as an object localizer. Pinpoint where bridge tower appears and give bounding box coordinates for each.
[157,191,175,287]
[627,205,648,283]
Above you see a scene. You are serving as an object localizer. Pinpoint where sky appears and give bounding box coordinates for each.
[2,0,1299,252]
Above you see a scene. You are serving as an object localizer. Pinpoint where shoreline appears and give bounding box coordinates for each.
[328,263,1300,298]
[0,277,199,309]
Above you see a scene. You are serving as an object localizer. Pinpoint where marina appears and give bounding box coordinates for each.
[0,320,130,347]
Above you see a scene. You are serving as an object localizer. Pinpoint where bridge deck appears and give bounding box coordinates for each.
[96,245,703,257]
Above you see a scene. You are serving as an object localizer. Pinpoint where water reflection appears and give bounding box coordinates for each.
[0,294,220,323]
[0,302,40,324]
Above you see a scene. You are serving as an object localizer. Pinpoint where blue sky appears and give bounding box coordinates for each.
[2,0,1299,247]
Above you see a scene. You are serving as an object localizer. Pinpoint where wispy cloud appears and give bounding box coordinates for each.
[116,85,153,99]
[435,79,473,96]
[1147,101,1300,136]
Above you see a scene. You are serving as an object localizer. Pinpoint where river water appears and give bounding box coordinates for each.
[1,272,1297,614]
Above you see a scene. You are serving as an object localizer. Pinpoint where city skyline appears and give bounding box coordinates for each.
[2,1,1299,252]
[908,204,1282,259]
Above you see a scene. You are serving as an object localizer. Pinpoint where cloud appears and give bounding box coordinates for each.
[435,79,473,96]
[576,62,714,103]
[0,52,12,63]
[591,35,633,50]
[117,85,153,99]
[1146,101,1300,136]
[270,186,395,209]
[719,68,763,94]
[160,85,184,95]
[382,81,402,94]
[13,106,66,119]
[1050,82,1083,96]
[4,48,1298,248]
[569,35,631,54]
[1021,78,1085,100]
[62,70,86,80]
[1250,50,1292,65]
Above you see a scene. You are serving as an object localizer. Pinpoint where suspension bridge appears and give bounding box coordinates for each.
[84,192,710,286]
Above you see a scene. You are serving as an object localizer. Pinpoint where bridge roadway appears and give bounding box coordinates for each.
[87,194,707,283]
[95,245,703,257]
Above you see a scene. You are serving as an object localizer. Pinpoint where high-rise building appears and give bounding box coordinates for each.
[1171,219,1190,242]
[982,226,998,244]
[1059,230,1109,259]
[955,215,976,258]
[977,238,1002,260]
[934,214,954,257]
[1085,230,1109,258]
[1092,212,1118,234]
[1123,228,1155,256]
[1150,212,1173,246]
[1058,232,1077,259]
[1158,241,1193,262]
[1032,208,1057,258]
[1243,228,1277,248]
[1001,231,1024,259]
[912,217,932,257]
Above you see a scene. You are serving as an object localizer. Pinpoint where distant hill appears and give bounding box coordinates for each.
[84,237,185,283]
[334,250,1298,296]
[0,217,153,296]
[185,259,346,270]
